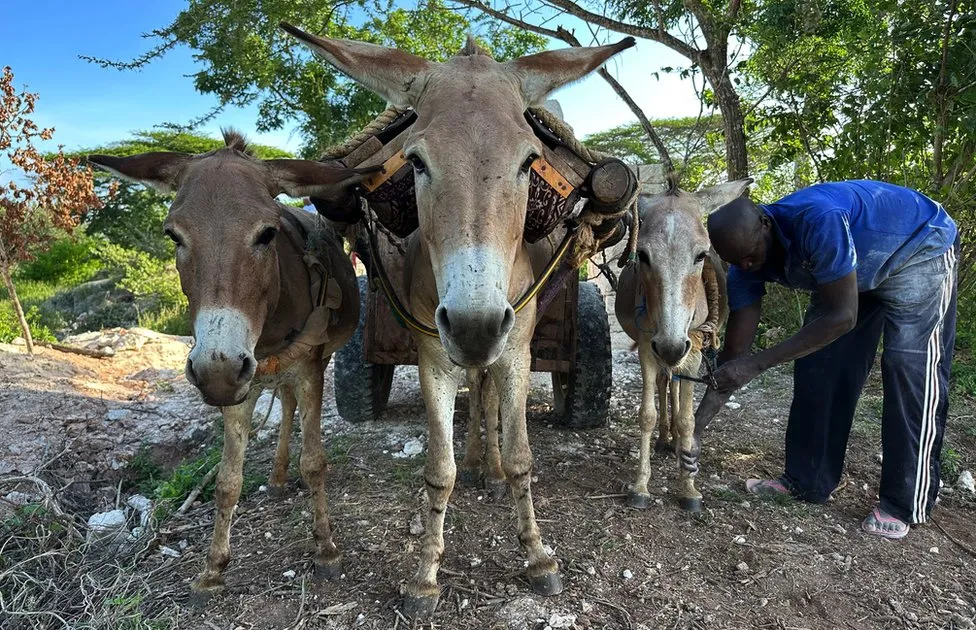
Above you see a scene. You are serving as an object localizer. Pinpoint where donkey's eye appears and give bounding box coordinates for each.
[637,250,651,265]
[408,154,427,175]
[255,227,278,247]
[520,154,538,176]
[164,229,183,247]
[695,251,708,264]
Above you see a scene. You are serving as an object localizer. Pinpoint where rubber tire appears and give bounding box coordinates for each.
[333,276,395,422]
[551,281,612,429]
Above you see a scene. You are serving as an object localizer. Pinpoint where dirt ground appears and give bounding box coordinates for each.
[1,291,975,630]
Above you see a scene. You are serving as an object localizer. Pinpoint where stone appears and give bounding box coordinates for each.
[160,546,181,558]
[409,513,425,536]
[106,409,131,422]
[495,597,547,630]
[126,494,152,513]
[282,569,297,579]
[956,470,975,494]
[401,438,424,458]
[736,562,750,574]
[87,509,126,533]
[725,402,741,410]
[548,612,577,628]
[622,569,634,580]
[4,491,36,506]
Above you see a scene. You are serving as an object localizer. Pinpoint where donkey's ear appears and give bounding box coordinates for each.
[86,152,191,194]
[694,178,755,216]
[506,38,636,106]
[267,159,382,198]
[280,22,432,107]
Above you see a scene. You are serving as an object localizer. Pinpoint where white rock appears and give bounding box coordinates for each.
[581,601,594,614]
[160,546,181,558]
[126,494,152,513]
[87,509,126,532]
[548,612,577,628]
[282,569,297,579]
[622,569,634,580]
[929,546,940,554]
[956,470,975,493]
[586,566,596,576]
[736,562,750,574]
[874,452,883,464]
[402,438,424,457]
[409,513,425,536]
[106,409,131,422]
[733,535,746,545]
[4,491,36,506]
[725,402,741,410]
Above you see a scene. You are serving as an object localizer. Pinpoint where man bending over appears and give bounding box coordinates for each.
[700,180,957,539]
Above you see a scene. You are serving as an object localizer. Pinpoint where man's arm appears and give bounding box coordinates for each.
[711,270,858,393]
[717,301,762,365]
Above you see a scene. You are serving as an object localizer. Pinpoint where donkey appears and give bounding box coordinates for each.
[615,177,752,512]
[88,132,374,603]
[281,23,634,616]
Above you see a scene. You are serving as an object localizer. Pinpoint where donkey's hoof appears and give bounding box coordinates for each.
[487,478,508,502]
[266,484,289,500]
[654,439,674,455]
[679,497,703,513]
[627,491,652,509]
[459,468,481,488]
[529,571,564,597]
[403,594,439,619]
[188,584,222,608]
[313,558,343,581]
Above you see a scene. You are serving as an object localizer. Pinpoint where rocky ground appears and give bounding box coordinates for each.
[1,290,975,630]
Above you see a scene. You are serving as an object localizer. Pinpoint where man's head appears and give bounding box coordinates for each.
[707,196,774,273]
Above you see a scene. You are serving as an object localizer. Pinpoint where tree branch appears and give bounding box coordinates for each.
[452,0,674,171]
[541,0,701,61]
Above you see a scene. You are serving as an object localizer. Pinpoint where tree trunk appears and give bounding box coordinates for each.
[702,55,750,181]
[0,260,34,355]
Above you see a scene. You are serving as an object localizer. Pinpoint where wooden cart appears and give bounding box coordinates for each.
[331,225,614,429]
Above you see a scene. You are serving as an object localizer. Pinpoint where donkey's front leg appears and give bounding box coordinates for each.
[459,369,485,488]
[491,345,562,596]
[190,389,259,605]
[404,342,463,618]
[674,355,703,512]
[267,385,297,498]
[482,372,506,501]
[629,339,660,509]
[296,353,342,578]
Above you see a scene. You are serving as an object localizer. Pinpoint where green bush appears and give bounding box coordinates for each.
[16,234,104,286]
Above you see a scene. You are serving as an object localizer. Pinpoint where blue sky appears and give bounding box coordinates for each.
[2,0,706,159]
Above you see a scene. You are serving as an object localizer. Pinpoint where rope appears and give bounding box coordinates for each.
[527,106,610,164]
[322,106,408,159]
[690,256,722,352]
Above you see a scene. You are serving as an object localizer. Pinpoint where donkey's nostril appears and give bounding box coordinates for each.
[237,354,256,384]
[498,305,515,336]
[185,358,200,385]
[435,306,452,334]
[684,340,692,354]
[651,340,659,356]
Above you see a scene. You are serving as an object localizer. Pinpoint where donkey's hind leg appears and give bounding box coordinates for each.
[460,369,485,488]
[297,353,342,580]
[267,385,298,498]
[482,373,506,501]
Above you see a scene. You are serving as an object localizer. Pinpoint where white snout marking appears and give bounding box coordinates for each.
[438,246,510,312]
[188,307,256,367]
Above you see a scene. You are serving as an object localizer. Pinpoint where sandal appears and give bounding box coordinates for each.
[861,506,909,539]
[745,478,790,497]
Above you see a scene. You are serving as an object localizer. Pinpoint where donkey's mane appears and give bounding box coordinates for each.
[458,33,492,58]
[664,170,682,196]
[221,127,254,156]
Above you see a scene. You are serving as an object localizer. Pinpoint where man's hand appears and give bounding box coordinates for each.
[711,355,764,393]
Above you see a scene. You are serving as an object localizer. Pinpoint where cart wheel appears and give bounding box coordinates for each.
[551,281,612,429]
[334,276,395,422]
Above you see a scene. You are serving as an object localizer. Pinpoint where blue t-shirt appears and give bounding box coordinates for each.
[727,180,957,311]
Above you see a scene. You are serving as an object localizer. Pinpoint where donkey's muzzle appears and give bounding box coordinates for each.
[435,303,515,367]
[652,337,691,367]
[185,352,256,407]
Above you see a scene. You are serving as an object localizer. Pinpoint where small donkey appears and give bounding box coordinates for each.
[615,177,752,512]
[89,131,375,603]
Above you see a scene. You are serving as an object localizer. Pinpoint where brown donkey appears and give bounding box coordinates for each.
[281,24,633,616]
[88,132,373,603]
[615,178,751,512]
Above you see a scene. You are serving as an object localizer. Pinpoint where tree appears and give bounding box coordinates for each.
[67,131,293,259]
[83,0,547,158]
[453,0,756,180]
[0,66,106,354]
